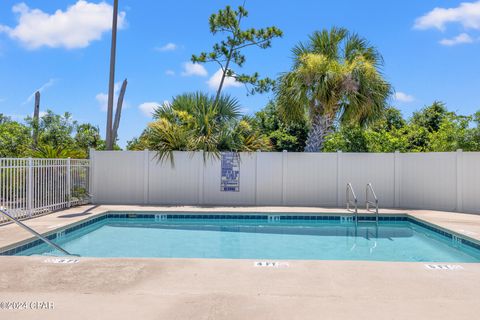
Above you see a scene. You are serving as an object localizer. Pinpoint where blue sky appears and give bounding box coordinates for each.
[0,0,479,147]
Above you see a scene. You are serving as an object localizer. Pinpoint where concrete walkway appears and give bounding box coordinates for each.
[1,257,479,320]
[1,205,480,319]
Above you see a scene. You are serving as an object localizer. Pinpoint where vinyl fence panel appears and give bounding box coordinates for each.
[284,153,337,206]
[90,150,480,214]
[461,152,480,213]
[340,153,395,208]
[256,152,283,205]
[148,151,202,205]
[92,151,144,205]
[398,152,457,211]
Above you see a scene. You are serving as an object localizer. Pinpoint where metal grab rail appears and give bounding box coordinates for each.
[365,183,379,223]
[0,208,77,256]
[346,183,358,218]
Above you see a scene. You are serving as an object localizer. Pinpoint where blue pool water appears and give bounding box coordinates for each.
[12,215,480,262]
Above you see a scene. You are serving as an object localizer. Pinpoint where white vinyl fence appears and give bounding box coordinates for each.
[91,150,480,214]
[0,158,90,223]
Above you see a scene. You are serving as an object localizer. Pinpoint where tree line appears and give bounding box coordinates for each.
[0,111,108,158]
[127,5,479,157]
[253,101,480,152]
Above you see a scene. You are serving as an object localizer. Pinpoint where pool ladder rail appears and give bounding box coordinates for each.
[346,183,358,215]
[346,183,379,224]
[0,208,78,257]
[365,183,379,224]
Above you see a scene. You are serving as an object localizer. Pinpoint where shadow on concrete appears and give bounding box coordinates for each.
[57,205,100,218]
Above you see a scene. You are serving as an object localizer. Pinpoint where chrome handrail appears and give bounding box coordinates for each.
[0,208,77,256]
[366,183,379,223]
[346,183,358,220]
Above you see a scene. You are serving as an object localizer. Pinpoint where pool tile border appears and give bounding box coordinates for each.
[1,212,480,256]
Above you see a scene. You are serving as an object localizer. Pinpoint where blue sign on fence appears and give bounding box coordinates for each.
[220,152,240,192]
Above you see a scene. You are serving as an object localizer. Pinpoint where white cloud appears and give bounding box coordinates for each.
[414,1,480,31]
[207,68,242,90]
[181,62,207,77]
[165,69,175,76]
[0,1,126,49]
[95,92,109,111]
[8,110,47,121]
[439,33,474,46]
[138,102,161,117]
[23,78,57,104]
[155,42,177,52]
[96,81,124,112]
[394,92,415,103]
[33,111,47,118]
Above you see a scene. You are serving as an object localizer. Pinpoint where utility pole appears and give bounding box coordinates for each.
[33,91,40,147]
[112,78,127,143]
[106,0,119,150]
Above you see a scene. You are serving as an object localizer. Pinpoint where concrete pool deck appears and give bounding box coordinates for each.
[1,205,480,319]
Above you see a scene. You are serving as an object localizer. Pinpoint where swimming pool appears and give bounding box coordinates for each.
[3,213,480,262]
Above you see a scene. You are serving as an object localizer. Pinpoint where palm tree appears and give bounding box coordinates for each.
[146,92,270,163]
[153,92,241,123]
[276,27,392,152]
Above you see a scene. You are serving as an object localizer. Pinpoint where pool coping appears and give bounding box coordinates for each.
[1,206,480,257]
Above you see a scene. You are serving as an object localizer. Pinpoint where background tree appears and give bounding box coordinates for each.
[126,136,147,151]
[21,110,107,158]
[0,117,32,157]
[411,101,449,132]
[192,5,283,103]
[253,101,308,151]
[26,110,77,150]
[322,102,480,152]
[0,113,10,124]
[75,124,104,155]
[276,27,392,152]
[428,113,478,151]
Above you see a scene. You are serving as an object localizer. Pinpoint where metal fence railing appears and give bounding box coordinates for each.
[0,158,90,223]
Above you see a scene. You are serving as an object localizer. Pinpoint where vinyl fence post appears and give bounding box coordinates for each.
[282,150,287,205]
[143,149,149,205]
[336,151,342,208]
[394,151,400,208]
[28,157,33,216]
[198,151,205,205]
[89,148,95,204]
[456,149,463,212]
[255,150,260,205]
[67,157,71,208]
